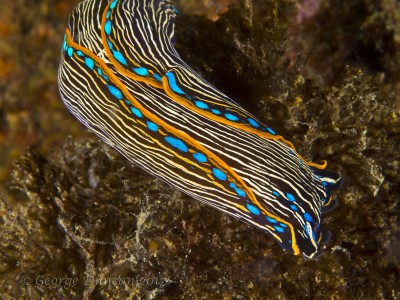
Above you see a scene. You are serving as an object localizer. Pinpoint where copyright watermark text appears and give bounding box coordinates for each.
[17,274,168,289]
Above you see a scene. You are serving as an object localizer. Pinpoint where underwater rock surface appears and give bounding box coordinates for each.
[0,0,399,299]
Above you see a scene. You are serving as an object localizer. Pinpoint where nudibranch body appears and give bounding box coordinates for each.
[58,0,341,258]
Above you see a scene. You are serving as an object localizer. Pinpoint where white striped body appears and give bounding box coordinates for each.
[58,0,341,257]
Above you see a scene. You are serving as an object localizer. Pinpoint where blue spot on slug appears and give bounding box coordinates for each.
[165,72,185,95]
[225,113,239,121]
[304,212,314,222]
[234,187,246,197]
[113,51,128,66]
[212,168,227,181]
[107,40,113,49]
[67,47,73,57]
[286,193,296,202]
[247,204,261,215]
[194,100,209,110]
[193,152,208,163]
[290,204,298,211]
[76,50,83,56]
[146,121,159,132]
[211,109,221,115]
[274,226,285,233]
[63,36,67,51]
[85,57,94,70]
[267,127,276,135]
[153,74,162,82]
[272,191,280,197]
[165,136,188,152]
[248,118,260,128]
[105,20,112,35]
[110,0,118,9]
[133,67,149,76]
[267,217,278,224]
[131,107,143,118]
[229,184,246,197]
[107,85,123,100]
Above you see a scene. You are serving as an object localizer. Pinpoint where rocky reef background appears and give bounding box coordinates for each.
[0,0,399,299]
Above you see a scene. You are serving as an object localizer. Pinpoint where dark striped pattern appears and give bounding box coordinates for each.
[58,0,341,258]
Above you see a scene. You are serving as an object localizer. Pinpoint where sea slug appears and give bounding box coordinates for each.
[58,0,341,258]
